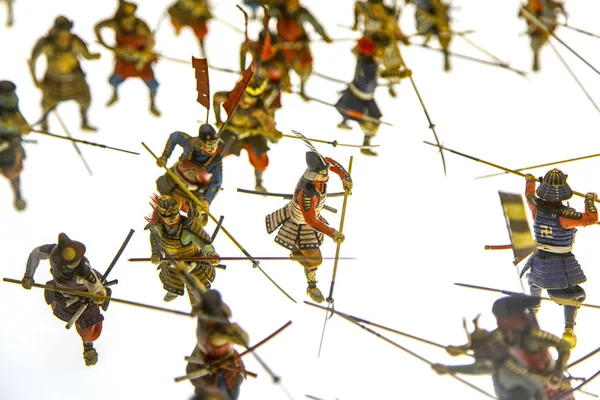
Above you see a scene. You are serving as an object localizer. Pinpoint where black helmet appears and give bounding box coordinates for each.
[492,295,540,318]
[536,168,573,202]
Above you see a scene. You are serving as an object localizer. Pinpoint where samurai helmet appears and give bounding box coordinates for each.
[117,0,138,17]
[156,195,182,218]
[536,168,573,202]
[245,74,269,98]
[53,233,86,266]
[50,16,74,35]
[355,37,378,56]
[462,315,493,350]
[492,295,540,319]
[196,124,219,154]
[0,81,18,110]
[303,151,330,182]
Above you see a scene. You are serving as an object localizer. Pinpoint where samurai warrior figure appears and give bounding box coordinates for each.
[519,0,565,72]
[185,288,249,399]
[335,37,411,156]
[408,0,453,71]
[145,194,220,304]
[269,0,332,99]
[0,81,29,211]
[156,124,223,222]
[167,0,212,57]
[266,150,352,302]
[243,0,262,19]
[213,75,282,192]
[432,316,551,400]
[20,233,109,366]
[2,0,14,27]
[29,16,101,132]
[94,0,160,116]
[492,296,573,399]
[523,169,597,347]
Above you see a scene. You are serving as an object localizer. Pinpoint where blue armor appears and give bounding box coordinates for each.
[533,207,576,247]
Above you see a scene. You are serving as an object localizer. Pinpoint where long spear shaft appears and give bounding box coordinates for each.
[520,7,600,77]
[568,345,600,369]
[30,128,139,155]
[142,142,296,304]
[305,301,496,399]
[129,257,354,262]
[423,141,600,203]
[53,110,93,176]
[456,34,527,79]
[559,23,600,40]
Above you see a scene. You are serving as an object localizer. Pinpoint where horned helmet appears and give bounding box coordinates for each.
[536,168,573,202]
[460,315,495,352]
[156,194,183,226]
[117,0,138,17]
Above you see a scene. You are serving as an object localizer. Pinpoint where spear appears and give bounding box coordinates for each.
[53,110,93,176]
[129,256,355,262]
[305,301,496,399]
[520,7,600,77]
[558,23,600,40]
[30,128,139,155]
[237,188,349,198]
[142,142,296,304]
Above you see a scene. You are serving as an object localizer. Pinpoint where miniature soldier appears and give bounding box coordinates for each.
[30,16,101,132]
[20,233,108,366]
[408,0,452,71]
[156,124,223,222]
[213,75,282,192]
[269,0,333,99]
[94,0,160,116]
[185,288,249,399]
[523,169,597,347]
[336,37,411,156]
[3,0,14,27]
[520,0,565,71]
[145,194,220,304]
[432,316,551,400]
[266,151,352,302]
[353,0,410,46]
[167,0,212,57]
[0,81,29,211]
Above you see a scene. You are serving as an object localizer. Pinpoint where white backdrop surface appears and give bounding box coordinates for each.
[2,1,600,399]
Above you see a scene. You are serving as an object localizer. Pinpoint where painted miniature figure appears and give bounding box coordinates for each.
[20,233,108,366]
[266,150,352,302]
[29,16,101,132]
[523,169,597,346]
[269,0,333,99]
[213,75,281,192]
[156,124,223,222]
[167,0,212,57]
[94,0,160,116]
[520,0,565,71]
[409,0,452,71]
[185,288,249,399]
[3,0,14,27]
[335,37,411,156]
[0,80,29,211]
[353,0,410,46]
[145,194,220,304]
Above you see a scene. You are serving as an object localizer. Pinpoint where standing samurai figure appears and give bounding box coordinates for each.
[520,0,565,72]
[0,81,29,211]
[353,0,410,49]
[20,233,109,366]
[213,74,282,192]
[167,0,212,57]
[523,169,597,346]
[185,287,249,399]
[2,0,14,27]
[94,0,160,116]
[336,37,411,156]
[269,0,332,99]
[30,16,101,132]
[409,0,453,71]
[266,150,352,302]
[145,194,220,304]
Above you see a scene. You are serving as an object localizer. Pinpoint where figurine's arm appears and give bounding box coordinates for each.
[525,178,539,217]
[159,131,189,162]
[300,10,331,41]
[29,38,49,88]
[75,259,107,297]
[204,160,223,204]
[186,220,217,256]
[558,194,598,228]
[94,19,117,49]
[24,244,55,280]
[445,360,494,375]
[213,92,229,126]
[72,36,101,60]
[524,330,570,377]
[137,20,155,50]
[353,1,364,30]
[297,189,335,236]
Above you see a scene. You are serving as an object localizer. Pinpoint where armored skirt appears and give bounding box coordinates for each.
[159,261,215,295]
[266,204,328,250]
[335,88,382,123]
[0,142,25,169]
[523,250,586,289]
[157,166,209,202]
[220,130,270,157]
[168,3,209,39]
[42,68,91,103]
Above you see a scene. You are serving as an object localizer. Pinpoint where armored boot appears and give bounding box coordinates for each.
[443,51,451,72]
[11,177,26,211]
[255,170,267,192]
[388,84,397,98]
[40,114,49,132]
[533,52,540,72]
[164,291,178,302]
[83,342,98,366]
[149,93,161,116]
[360,135,378,157]
[337,119,352,130]
[563,306,578,348]
[304,268,324,303]
[299,80,310,102]
[80,107,98,132]
[106,89,119,107]
[529,285,542,313]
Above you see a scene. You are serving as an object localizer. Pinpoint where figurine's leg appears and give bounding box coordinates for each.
[360,122,380,156]
[7,0,14,27]
[528,284,542,313]
[548,285,586,348]
[170,18,183,35]
[107,73,124,106]
[439,32,452,72]
[304,267,325,303]
[78,89,97,132]
[530,35,543,72]
[337,118,352,130]
[144,77,161,117]
[10,176,26,211]
[296,48,313,101]
[76,321,102,366]
[388,84,397,98]
[245,143,269,192]
[40,95,58,132]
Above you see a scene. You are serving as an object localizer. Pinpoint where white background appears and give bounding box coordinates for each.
[2,0,600,399]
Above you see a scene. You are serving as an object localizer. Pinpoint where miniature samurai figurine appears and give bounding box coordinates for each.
[266,150,352,302]
[20,233,109,366]
[353,0,410,46]
[523,169,597,347]
[336,37,411,156]
[145,194,220,304]
[520,0,565,72]
[2,0,14,27]
[0,81,29,211]
[94,0,160,116]
[213,75,281,192]
[269,0,332,99]
[30,16,101,132]
[185,287,249,399]
[409,0,453,71]
[167,0,212,57]
[156,124,223,222]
